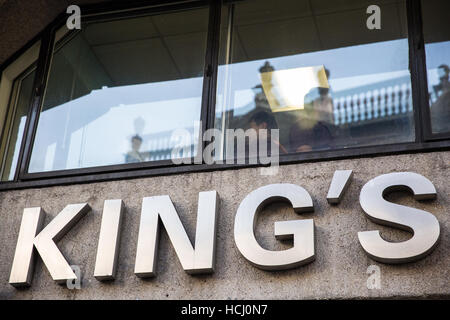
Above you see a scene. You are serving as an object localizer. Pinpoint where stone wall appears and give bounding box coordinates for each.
[0,151,448,299]
[0,0,448,300]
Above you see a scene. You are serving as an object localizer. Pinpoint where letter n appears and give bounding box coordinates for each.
[134,191,219,277]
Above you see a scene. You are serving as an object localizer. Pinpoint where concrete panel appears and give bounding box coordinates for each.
[0,151,448,299]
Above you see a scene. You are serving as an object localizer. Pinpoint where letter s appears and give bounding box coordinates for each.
[358,172,440,264]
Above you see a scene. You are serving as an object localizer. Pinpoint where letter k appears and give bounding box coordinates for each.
[9,204,90,287]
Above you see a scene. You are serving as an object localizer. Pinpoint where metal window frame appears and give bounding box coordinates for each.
[0,0,448,191]
[17,0,214,181]
[408,0,450,141]
[0,64,37,181]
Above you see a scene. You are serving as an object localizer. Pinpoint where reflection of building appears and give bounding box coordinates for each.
[137,129,196,162]
[332,75,413,126]
[221,74,414,150]
[331,75,414,145]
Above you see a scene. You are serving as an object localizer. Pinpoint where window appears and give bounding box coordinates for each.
[28,7,209,173]
[0,42,40,181]
[215,0,414,158]
[0,0,448,188]
[0,68,36,180]
[421,0,450,135]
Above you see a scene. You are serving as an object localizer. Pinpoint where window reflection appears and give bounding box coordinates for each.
[422,0,450,134]
[0,68,36,180]
[29,8,208,172]
[215,0,414,159]
[428,63,450,133]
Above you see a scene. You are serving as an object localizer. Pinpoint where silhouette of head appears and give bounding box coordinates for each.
[249,111,278,133]
[131,134,143,152]
[438,64,449,81]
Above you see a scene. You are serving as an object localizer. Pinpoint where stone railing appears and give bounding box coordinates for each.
[332,83,413,126]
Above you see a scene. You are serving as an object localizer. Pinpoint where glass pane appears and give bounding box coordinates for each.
[215,0,413,159]
[29,8,208,173]
[0,68,36,181]
[422,0,450,134]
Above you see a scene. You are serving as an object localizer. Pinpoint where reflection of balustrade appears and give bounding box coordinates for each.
[144,134,195,161]
[332,83,413,126]
[147,146,195,161]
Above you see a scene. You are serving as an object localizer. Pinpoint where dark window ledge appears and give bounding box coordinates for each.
[0,140,448,191]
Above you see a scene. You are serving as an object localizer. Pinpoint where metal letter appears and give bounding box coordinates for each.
[34,203,90,283]
[135,191,219,277]
[9,208,45,287]
[358,172,440,263]
[94,199,124,281]
[234,184,315,270]
[327,170,353,204]
[9,203,90,286]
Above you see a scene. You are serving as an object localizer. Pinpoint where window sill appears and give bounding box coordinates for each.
[0,140,448,191]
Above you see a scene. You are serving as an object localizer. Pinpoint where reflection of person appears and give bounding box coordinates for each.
[125,134,150,163]
[433,64,450,98]
[289,95,333,153]
[289,118,332,152]
[289,67,334,153]
[304,68,334,124]
[249,111,288,154]
[430,64,450,132]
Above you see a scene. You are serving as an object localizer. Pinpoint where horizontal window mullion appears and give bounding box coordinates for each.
[0,140,447,191]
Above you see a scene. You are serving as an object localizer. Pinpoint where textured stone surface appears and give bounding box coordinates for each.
[0,0,449,300]
[0,151,448,300]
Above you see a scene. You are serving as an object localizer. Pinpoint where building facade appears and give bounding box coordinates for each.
[0,0,448,299]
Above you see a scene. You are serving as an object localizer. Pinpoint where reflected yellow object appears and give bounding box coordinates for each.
[260,65,329,113]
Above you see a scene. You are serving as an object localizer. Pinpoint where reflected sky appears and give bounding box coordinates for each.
[29,77,202,172]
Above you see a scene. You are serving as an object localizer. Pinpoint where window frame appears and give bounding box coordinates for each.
[0,64,37,181]
[0,39,41,183]
[409,0,450,141]
[19,0,215,181]
[0,0,448,191]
